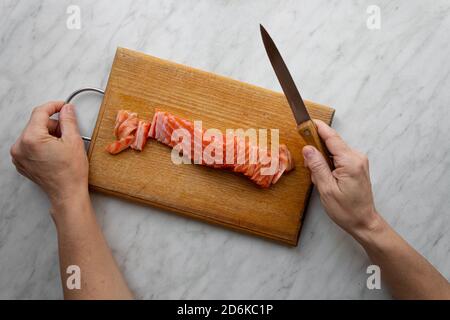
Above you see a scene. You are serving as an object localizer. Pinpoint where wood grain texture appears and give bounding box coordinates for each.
[297,120,334,169]
[88,48,335,246]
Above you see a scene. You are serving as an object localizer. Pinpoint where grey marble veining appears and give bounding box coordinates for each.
[0,0,449,299]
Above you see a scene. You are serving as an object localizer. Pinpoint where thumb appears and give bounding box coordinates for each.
[302,146,335,189]
[59,104,80,138]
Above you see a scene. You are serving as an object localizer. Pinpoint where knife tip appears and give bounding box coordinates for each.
[260,24,268,37]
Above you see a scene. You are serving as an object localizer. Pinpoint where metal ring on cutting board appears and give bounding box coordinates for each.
[64,87,105,142]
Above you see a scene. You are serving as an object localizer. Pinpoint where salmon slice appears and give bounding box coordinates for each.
[149,110,295,188]
[117,114,138,139]
[131,120,151,151]
[107,110,139,155]
[114,110,135,138]
[106,135,135,155]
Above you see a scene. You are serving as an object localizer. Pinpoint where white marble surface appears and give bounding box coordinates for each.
[0,0,449,299]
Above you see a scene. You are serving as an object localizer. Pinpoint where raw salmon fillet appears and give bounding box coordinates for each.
[148,110,294,188]
[107,109,295,187]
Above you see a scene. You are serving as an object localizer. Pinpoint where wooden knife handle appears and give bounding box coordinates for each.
[297,120,334,169]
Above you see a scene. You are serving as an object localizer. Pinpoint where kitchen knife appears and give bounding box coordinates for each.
[260,24,334,169]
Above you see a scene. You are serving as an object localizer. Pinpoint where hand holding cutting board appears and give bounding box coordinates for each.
[10,101,89,206]
[10,101,133,299]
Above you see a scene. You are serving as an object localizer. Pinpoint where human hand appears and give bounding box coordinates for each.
[10,101,88,211]
[302,120,380,238]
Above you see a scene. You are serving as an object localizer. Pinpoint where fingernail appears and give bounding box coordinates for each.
[303,146,315,159]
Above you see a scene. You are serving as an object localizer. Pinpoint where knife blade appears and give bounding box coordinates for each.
[260,24,333,169]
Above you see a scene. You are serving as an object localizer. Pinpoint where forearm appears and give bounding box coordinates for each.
[353,214,450,299]
[52,190,133,299]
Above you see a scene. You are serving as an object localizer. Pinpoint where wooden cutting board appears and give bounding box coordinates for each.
[88,47,334,246]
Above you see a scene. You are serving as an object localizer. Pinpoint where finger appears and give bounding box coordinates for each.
[16,166,32,180]
[59,104,81,139]
[303,145,337,193]
[11,157,24,170]
[313,120,351,157]
[29,101,65,130]
[11,158,31,180]
[10,142,20,158]
[11,156,19,167]
[47,119,61,137]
